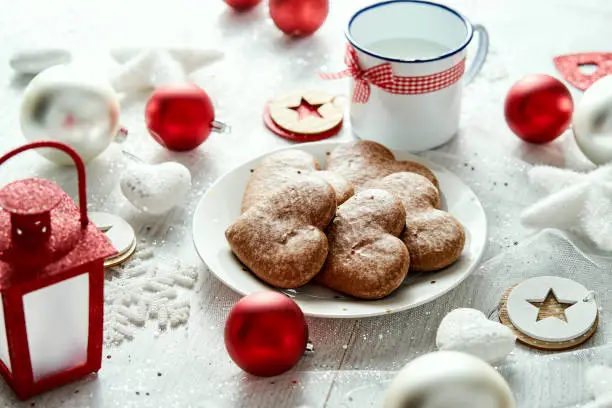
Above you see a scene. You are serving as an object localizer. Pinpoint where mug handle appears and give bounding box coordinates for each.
[464,24,489,85]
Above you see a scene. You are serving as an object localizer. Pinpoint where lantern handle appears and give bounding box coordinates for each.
[0,141,89,229]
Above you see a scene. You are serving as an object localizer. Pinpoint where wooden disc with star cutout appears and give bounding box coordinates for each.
[264,89,344,141]
[499,276,599,350]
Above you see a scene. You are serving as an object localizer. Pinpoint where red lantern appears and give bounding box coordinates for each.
[0,141,116,400]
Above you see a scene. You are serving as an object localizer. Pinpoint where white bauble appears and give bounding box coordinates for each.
[573,75,612,165]
[385,351,516,408]
[20,64,120,165]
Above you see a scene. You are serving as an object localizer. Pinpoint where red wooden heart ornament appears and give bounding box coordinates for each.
[553,53,612,91]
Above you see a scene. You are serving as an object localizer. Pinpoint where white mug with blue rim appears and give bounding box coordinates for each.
[327,0,488,151]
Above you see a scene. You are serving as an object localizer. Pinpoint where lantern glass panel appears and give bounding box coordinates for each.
[23,273,89,381]
[0,297,10,373]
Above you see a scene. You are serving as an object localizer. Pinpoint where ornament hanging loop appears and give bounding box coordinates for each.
[487,304,500,320]
[211,120,231,134]
[115,126,129,143]
[121,150,144,163]
[0,141,89,229]
[583,290,596,303]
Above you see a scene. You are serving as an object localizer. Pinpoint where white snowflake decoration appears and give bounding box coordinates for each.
[103,244,200,345]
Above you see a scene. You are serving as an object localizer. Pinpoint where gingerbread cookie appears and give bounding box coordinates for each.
[241,150,353,213]
[317,189,409,299]
[373,172,465,272]
[326,140,439,190]
[226,175,336,289]
[316,171,354,205]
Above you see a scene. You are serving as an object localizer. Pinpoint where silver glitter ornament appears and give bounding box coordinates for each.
[20,64,120,165]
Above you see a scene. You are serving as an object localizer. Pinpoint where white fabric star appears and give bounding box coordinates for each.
[521,164,612,251]
[582,365,612,408]
[109,47,224,93]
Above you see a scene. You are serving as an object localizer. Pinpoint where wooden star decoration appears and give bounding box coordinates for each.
[528,289,576,323]
[290,98,323,120]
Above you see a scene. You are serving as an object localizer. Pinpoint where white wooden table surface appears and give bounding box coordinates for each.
[0,0,610,407]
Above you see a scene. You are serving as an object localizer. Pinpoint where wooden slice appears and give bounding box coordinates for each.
[89,212,138,268]
[499,284,599,351]
[104,238,137,268]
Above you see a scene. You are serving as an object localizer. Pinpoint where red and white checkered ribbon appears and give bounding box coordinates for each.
[321,45,466,103]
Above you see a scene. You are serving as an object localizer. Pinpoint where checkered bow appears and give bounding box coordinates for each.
[321,45,394,103]
[321,45,467,103]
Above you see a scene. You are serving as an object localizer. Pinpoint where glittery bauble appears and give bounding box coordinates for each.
[385,351,516,408]
[145,84,216,151]
[269,0,329,37]
[573,75,612,164]
[20,65,120,165]
[504,74,573,144]
[224,0,262,10]
[224,291,308,377]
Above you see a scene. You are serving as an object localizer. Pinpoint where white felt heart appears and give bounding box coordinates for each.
[120,162,191,214]
[436,308,516,363]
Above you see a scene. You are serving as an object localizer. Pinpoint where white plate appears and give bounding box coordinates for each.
[192,141,487,318]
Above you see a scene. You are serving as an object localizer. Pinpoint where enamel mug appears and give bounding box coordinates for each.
[327,0,488,151]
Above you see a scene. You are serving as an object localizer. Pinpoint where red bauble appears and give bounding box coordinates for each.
[224,0,261,10]
[145,84,216,151]
[269,0,329,37]
[224,292,308,377]
[504,74,574,144]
